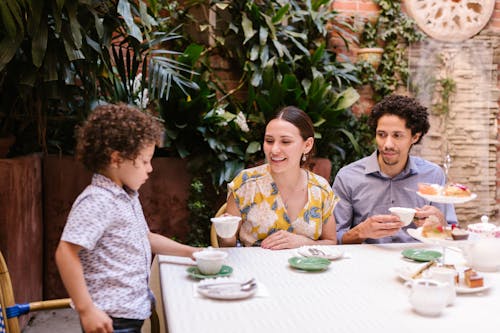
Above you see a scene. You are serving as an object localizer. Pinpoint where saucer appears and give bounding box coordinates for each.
[401,248,442,262]
[288,256,331,271]
[197,278,257,300]
[187,265,233,279]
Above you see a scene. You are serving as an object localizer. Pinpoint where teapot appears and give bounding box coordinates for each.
[460,238,500,272]
[404,279,448,316]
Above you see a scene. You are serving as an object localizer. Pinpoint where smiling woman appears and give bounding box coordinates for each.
[217,106,338,250]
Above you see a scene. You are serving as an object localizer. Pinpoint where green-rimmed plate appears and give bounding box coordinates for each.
[187,265,233,279]
[401,249,442,262]
[288,256,331,271]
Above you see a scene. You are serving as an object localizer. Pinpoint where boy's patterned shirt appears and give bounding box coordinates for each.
[61,173,152,319]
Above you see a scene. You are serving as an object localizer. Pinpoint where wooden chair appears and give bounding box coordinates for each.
[0,251,71,333]
[210,203,227,248]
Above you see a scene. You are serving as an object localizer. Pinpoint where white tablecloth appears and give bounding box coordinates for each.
[158,243,499,333]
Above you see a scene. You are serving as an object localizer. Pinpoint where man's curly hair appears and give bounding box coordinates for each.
[76,103,163,172]
[368,95,430,145]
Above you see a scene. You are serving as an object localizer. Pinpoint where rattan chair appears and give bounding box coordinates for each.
[0,251,71,333]
[210,203,227,248]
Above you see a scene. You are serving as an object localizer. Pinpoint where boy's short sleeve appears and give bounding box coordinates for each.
[61,193,113,250]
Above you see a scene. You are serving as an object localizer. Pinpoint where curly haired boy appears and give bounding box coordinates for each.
[56,104,199,333]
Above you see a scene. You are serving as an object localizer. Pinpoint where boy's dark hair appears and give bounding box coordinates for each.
[368,95,430,145]
[76,103,163,172]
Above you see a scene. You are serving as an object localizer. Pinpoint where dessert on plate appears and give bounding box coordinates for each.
[464,268,484,288]
[451,227,469,240]
[417,183,441,195]
[421,216,451,239]
[443,183,471,197]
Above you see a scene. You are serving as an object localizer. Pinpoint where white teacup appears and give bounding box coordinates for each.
[405,279,448,316]
[389,207,416,226]
[211,215,241,238]
[193,249,228,275]
[428,266,457,306]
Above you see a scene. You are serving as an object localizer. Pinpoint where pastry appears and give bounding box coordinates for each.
[443,183,471,197]
[418,183,441,195]
[422,216,451,239]
[464,268,484,288]
[451,227,469,240]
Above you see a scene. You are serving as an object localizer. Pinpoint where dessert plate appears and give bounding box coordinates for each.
[401,248,442,262]
[288,256,331,272]
[396,265,491,294]
[416,192,477,204]
[197,278,257,300]
[187,265,233,279]
[297,246,344,260]
[407,227,469,247]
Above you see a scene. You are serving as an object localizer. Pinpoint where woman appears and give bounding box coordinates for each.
[219,106,337,249]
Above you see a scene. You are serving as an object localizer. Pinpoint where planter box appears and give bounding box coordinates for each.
[43,155,192,299]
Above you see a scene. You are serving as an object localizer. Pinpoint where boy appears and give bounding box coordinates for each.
[55,104,199,333]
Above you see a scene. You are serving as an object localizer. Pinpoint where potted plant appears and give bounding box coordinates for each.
[355,0,425,101]
[357,18,384,70]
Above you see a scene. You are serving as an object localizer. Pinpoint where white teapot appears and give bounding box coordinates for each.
[460,238,500,272]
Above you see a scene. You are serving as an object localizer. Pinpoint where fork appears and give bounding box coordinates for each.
[198,278,255,290]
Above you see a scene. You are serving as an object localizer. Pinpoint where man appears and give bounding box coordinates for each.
[332,95,456,244]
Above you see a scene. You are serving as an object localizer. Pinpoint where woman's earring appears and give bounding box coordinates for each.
[302,153,307,162]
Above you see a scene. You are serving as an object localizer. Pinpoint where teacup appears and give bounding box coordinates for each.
[193,249,228,275]
[211,215,241,238]
[389,207,416,226]
[405,279,448,316]
[428,266,456,306]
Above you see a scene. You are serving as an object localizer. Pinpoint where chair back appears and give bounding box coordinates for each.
[0,252,20,333]
[210,203,227,247]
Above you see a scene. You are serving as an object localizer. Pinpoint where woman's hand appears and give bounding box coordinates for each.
[260,230,307,250]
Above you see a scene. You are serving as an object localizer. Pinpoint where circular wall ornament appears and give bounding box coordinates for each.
[406,0,495,42]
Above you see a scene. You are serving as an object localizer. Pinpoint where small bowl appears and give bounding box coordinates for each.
[389,207,416,226]
[211,215,241,238]
[193,250,228,275]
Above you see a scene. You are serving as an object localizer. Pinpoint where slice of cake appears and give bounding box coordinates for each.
[464,268,484,288]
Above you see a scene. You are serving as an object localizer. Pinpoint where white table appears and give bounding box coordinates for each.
[158,243,499,333]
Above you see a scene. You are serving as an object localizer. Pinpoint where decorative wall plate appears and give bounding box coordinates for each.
[406,0,496,42]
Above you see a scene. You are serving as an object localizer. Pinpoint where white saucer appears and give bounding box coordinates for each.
[297,246,344,260]
[396,265,491,294]
[197,278,257,300]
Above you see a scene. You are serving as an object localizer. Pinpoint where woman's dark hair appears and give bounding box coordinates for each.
[273,106,315,166]
[368,95,430,145]
[76,103,163,172]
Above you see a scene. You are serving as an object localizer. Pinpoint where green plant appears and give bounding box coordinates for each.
[357,0,425,101]
[0,0,197,155]
[432,77,456,115]
[214,0,368,176]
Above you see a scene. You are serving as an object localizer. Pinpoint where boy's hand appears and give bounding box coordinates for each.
[80,305,113,333]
